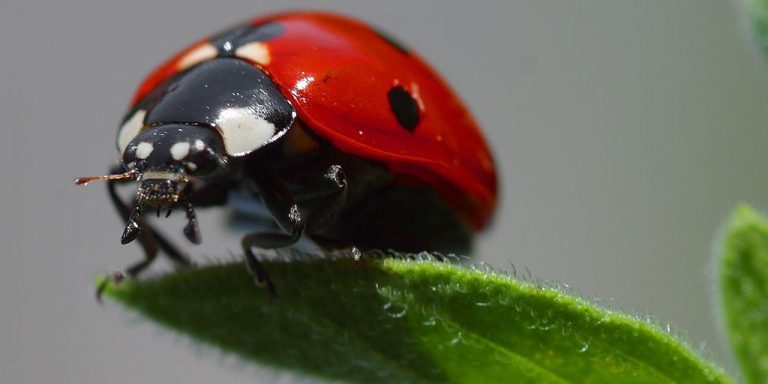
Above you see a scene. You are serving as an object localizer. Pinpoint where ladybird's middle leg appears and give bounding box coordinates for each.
[240,172,305,295]
[241,246,276,297]
[305,164,348,233]
[244,171,306,248]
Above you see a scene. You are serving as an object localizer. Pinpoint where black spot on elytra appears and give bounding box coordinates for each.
[373,28,410,54]
[210,21,285,56]
[388,86,420,131]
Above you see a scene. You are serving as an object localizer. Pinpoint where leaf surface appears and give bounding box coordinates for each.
[104,256,729,383]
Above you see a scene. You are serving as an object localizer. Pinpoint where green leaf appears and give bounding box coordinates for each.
[741,0,768,61]
[720,204,768,383]
[103,255,729,383]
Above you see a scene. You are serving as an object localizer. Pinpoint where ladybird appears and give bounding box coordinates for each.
[76,11,497,295]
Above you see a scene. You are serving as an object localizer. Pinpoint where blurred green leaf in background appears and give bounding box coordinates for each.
[719,204,768,384]
[741,0,768,61]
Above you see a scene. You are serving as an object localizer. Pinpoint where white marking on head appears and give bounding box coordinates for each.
[170,142,191,161]
[118,109,146,153]
[193,139,205,151]
[215,108,276,156]
[177,43,218,71]
[186,162,198,171]
[235,42,270,65]
[136,142,154,160]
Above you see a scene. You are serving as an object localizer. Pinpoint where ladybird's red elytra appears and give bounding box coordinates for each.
[76,11,498,297]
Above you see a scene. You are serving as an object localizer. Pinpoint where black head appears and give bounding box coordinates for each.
[122,125,225,207]
[75,125,226,245]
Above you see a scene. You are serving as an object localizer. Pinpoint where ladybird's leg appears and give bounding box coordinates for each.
[174,174,235,245]
[242,251,275,297]
[241,173,305,296]
[305,164,348,233]
[105,166,192,272]
[245,172,306,247]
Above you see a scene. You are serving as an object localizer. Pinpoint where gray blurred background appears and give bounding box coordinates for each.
[2,1,768,382]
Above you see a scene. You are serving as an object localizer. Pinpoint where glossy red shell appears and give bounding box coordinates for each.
[130,12,497,229]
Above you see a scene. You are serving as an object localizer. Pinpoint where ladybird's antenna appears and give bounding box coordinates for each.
[74,171,136,185]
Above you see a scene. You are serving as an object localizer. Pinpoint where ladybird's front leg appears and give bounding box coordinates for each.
[98,166,193,298]
[106,170,193,270]
[180,173,237,244]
